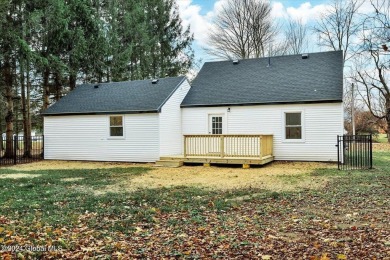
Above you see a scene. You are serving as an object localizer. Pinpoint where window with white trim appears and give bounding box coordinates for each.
[211,116,223,134]
[109,116,123,137]
[285,112,302,139]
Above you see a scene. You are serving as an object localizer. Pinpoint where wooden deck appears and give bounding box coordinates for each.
[157,134,274,167]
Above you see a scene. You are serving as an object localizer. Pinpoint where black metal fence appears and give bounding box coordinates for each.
[0,135,44,166]
[337,135,373,170]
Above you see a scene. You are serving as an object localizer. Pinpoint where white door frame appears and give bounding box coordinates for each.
[208,114,226,134]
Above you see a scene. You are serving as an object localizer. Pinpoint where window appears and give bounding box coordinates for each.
[211,116,223,134]
[109,116,123,137]
[285,112,302,139]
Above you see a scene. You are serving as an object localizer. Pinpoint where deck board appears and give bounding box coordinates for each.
[159,155,274,165]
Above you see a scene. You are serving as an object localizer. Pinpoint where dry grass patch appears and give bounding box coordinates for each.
[3,159,339,193]
[0,173,41,179]
[373,142,390,152]
[128,161,335,192]
[4,160,151,171]
[61,177,84,182]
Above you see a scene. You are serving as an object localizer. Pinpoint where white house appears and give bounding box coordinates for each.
[180,51,344,162]
[43,77,190,162]
[43,50,343,164]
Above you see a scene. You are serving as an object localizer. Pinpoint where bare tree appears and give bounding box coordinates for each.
[205,0,275,59]
[345,108,386,134]
[314,0,362,62]
[353,0,390,142]
[314,0,362,138]
[284,19,308,55]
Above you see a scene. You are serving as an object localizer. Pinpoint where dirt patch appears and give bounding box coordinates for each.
[4,160,151,171]
[61,177,84,182]
[0,173,41,179]
[3,159,336,192]
[127,161,335,192]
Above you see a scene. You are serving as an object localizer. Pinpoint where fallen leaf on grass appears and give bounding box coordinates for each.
[135,227,143,233]
[320,253,330,260]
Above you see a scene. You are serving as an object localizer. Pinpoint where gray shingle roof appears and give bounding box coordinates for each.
[181,51,343,107]
[43,76,186,115]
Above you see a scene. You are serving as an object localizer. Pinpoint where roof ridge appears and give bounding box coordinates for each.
[202,50,343,65]
[81,76,186,87]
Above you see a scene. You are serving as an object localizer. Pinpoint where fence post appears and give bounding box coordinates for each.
[13,135,17,165]
[336,135,340,170]
[369,134,373,169]
[41,135,44,159]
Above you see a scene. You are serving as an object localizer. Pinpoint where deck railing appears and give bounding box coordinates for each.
[183,134,273,158]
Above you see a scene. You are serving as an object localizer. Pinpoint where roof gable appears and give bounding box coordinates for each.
[43,76,186,115]
[181,51,343,107]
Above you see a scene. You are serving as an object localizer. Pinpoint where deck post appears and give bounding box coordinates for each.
[259,135,263,159]
[243,164,250,169]
[183,135,187,158]
[220,135,224,158]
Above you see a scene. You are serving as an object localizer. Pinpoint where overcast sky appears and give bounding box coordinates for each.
[177,0,374,64]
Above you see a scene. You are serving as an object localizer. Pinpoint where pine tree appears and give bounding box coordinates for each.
[0,0,195,142]
[145,0,194,78]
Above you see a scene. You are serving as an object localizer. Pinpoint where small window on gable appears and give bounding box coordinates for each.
[110,116,123,137]
[285,112,302,139]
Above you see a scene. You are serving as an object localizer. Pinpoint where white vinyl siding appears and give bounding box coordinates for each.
[44,79,191,162]
[44,114,159,162]
[182,103,343,161]
[159,80,191,156]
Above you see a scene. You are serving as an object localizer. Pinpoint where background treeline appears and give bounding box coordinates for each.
[0,0,193,144]
[205,0,389,140]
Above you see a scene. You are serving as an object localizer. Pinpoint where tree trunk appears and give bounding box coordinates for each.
[386,97,390,143]
[20,60,28,157]
[21,60,32,157]
[26,79,32,155]
[43,67,50,109]
[0,107,3,151]
[69,73,76,90]
[55,73,62,101]
[387,118,390,142]
[3,59,14,158]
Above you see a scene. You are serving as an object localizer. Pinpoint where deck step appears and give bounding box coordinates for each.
[155,160,183,167]
[159,156,184,161]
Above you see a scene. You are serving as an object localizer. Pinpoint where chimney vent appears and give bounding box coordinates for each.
[232,60,239,65]
[302,53,309,59]
[267,56,271,67]
[152,79,159,84]
[94,84,99,89]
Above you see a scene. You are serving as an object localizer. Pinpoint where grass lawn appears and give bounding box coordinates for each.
[374,133,389,143]
[0,146,389,258]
